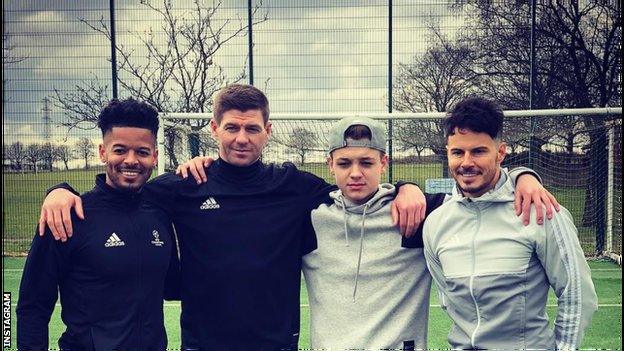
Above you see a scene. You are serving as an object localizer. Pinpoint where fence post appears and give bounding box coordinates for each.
[594,126,608,255]
[606,125,614,255]
[247,0,254,86]
[157,114,165,175]
[387,0,393,183]
[528,0,537,169]
[109,0,118,99]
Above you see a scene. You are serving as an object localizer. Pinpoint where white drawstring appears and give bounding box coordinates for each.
[340,196,350,246]
[352,203,369,302]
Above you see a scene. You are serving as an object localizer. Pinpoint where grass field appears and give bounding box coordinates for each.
[2,258,621,349]
[3,164,614,255]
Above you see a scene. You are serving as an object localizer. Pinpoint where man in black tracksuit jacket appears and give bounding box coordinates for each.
[17,98,179,350]
[17,175,178,350]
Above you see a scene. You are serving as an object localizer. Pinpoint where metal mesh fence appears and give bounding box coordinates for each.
[2,1,622,257]
[157,112,621,259]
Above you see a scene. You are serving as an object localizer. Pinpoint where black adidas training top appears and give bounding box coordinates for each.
[17,174,180,351]
[146,159,334,350]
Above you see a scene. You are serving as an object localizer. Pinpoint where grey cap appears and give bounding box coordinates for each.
[328,116,387,154]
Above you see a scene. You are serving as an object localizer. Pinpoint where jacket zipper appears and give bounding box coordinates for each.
[469,204,482,348]
[130,212,142,349]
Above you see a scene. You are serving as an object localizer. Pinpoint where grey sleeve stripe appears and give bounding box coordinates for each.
[550,214,582,349]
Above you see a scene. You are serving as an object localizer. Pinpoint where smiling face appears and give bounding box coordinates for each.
[99,127,157,192]
[329,146,388,204]
[447,127,506,198]
[210,109,272,167]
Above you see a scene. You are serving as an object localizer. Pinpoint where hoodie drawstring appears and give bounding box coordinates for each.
[341,197,350,246]
[352,203,369,302]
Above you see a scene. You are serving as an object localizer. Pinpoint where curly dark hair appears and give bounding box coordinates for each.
[97,98,159,137]
[442,97,504,139]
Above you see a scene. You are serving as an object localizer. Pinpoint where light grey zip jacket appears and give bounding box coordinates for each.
[302,184,441,350]
[423,169,598,350]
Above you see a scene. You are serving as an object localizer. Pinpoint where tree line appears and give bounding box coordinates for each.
[3,138,96,172]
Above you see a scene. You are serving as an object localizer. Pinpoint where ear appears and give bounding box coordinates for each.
[98,143,106,163]
[210,119,219,138]
[265,121,273,137]
[497,141,507,165]
[380,153,389,173]
[153,148,158,167]
[327,156,335,175]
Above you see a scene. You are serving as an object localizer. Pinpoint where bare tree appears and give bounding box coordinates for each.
[4,141,26,171]
[3,24,27,104]
[39,143,53,171]
[53,78,110,132]
[460,1,621,243]
[24,144,44,173]
[275,127,319,165]
[393,31,479,175]
[75,137,95,170]
[54,144,72,171]
[54,0,267,168]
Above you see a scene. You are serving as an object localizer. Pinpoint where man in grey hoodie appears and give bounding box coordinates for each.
[302,116,446,349]
[423,97,598,350]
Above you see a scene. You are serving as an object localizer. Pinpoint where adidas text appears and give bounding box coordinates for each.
[105,233,126,247]
[200,197,220,210]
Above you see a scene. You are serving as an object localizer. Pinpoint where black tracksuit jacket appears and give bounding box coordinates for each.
[17,174,179,351]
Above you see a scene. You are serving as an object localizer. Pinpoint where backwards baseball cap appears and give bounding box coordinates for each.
[328,116,387,154]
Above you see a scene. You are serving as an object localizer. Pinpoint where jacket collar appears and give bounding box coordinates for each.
[211,158,265,183]
[450,168,515,205]
[93,173,144,207]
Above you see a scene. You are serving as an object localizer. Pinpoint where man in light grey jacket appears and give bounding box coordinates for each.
[423,97,598,350]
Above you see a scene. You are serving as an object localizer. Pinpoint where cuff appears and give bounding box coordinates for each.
[46,182,79,197]
[508,167,542,185]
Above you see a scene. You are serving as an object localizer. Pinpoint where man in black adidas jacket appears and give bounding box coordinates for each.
[37,85,558,350]
[17,98,179,350]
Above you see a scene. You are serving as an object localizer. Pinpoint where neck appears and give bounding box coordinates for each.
[463,167,502,199]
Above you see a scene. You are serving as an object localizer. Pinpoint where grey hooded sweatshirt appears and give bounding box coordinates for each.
[302,184,444,350]
[423,169,598,350]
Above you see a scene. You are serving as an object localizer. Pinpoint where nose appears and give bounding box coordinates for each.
[460,153,475,168]
[234,130,249,144]
[349,165,363,179]
[124,151,139,165]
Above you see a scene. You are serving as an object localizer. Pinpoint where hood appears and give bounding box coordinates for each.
[329,183,396,302]
[329,183,396,214]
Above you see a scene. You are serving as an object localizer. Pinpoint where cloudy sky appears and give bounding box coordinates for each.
[3,0,466,163]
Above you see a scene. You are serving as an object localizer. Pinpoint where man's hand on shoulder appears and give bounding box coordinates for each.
[175,156,214,184]
[514,173,561,226]
[392,184,427,237]
[38,188,84,241]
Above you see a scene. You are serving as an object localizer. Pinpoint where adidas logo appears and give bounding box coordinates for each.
[200,197,220,210]
[104,233,125,247]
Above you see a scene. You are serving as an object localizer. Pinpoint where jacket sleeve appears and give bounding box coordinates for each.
[508,166,543,185]
[302,171,336,211]
[422,219,449,311]
[536,207,598,349]
[402,192,447,248]
[17,228,71,350]
[145,172,183,216]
